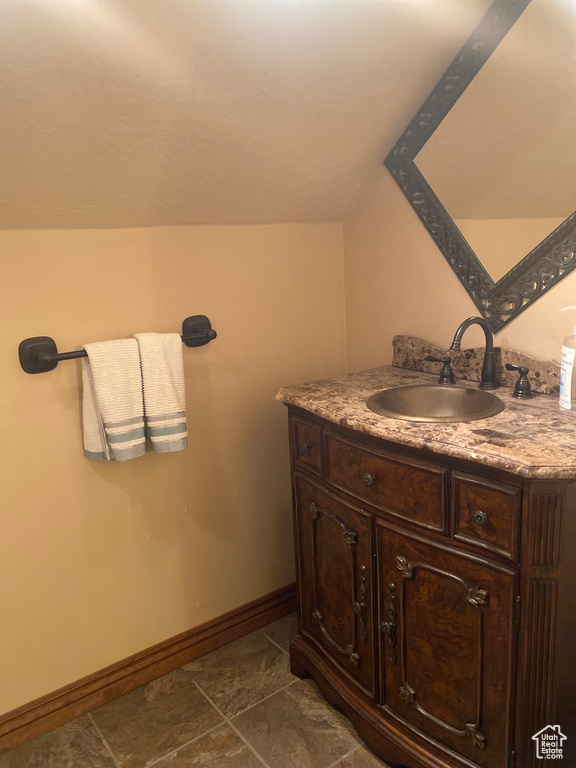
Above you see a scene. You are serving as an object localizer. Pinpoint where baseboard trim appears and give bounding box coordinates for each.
[0,583,296,754]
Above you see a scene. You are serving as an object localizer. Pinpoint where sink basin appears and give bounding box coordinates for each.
[366,384,505,423]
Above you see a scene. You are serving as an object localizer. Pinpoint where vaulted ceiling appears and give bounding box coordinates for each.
[1,0,490,229]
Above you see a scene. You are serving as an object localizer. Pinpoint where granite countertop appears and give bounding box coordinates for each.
[276,366,576,479]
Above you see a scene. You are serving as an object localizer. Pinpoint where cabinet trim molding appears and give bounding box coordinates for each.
[523,578,558,768]
[530,495,562,568]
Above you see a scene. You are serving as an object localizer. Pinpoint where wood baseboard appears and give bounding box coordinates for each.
[0,583,296,754]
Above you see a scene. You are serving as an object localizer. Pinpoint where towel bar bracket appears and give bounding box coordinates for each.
[18,315,217,374]
[18,337,59,374]
[181,315,216,348]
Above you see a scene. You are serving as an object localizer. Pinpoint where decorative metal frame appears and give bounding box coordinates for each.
[384,0,576,332]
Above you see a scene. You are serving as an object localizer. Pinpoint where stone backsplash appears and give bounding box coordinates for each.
[392,335,561,395]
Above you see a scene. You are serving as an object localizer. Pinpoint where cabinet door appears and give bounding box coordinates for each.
[378,521,517,768]
[296,477,374,694]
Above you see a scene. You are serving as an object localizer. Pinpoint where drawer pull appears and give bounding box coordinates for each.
[362,473,376,487]
[472,510,489,527]
[299,442,312,455]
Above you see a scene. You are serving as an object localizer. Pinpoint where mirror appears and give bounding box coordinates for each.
[385,0,576,332]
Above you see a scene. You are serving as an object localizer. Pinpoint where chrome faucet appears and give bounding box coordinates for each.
[449,316,498,390]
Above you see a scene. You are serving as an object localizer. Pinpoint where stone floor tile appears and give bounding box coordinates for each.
[91,668,222,768]
[336,745,392,767]
[154,724,262,767]
[0,715,116,768]
[261,612,298,653]
[184,630,294,717]
[232,678,360,768]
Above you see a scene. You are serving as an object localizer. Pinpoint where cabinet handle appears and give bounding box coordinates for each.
[353,566,368,643]
[381,583,397,665]
[299,442,312,455]
[362,473,376,487]
[472,510,488,527]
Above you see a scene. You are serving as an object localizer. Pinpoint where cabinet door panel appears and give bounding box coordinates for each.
[296,476,374,694]
[378,521,516,768]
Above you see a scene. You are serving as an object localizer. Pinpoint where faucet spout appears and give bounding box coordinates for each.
[449,316,498,390]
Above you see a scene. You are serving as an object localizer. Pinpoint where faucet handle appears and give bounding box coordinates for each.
[425,355,456,385]
[505,363,533,399]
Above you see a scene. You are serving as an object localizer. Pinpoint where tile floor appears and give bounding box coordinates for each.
[0,614,391,768]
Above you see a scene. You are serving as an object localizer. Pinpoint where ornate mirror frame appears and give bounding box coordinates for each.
[384,0,576,332]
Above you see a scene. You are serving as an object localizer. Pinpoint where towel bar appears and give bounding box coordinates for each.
[18,315,217,374]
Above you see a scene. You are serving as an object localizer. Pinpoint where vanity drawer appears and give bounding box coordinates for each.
[292,417,323,474]
[324,432,447,532]
[452,471,521,560]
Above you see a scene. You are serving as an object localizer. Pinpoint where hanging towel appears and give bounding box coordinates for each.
[81,339,146,462]
[134,333,188,454]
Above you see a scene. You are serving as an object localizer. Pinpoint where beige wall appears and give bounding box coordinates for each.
[454,217,565,283]
[344,169,576,371]
[0,223,345,713]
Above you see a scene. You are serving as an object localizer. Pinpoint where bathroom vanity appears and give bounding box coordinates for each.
[277,366,576,768]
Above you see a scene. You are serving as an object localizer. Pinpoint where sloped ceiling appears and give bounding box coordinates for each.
[0,0,490,229]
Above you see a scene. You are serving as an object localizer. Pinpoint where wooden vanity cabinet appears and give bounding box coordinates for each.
[287,406,576,768]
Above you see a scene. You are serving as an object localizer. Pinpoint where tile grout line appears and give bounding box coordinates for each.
[260,631,290,657]
[185,668,364,768]
[87,713,122,768]
[85,654,368,768]
[85,632,295,768]
[210,712,272,768]
[143,723,224,768]
[183,670,273,768]
[227,678,298,719]
[185,664,298,720]
[191,679,273,768]
[325,744,361,768]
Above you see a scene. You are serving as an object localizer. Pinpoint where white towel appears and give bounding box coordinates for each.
[81,339,146,462]
[134,333,188,454]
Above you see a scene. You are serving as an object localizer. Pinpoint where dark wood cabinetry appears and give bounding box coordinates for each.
[295,477,374,694]
[378,522,516,768]
[286,406,576,768]
[325,432,448,533]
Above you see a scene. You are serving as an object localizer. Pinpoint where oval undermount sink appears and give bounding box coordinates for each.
[366,384,505,423]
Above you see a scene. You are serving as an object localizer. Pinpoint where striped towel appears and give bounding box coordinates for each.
[81,339,146,462]
[134,333,188,453]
